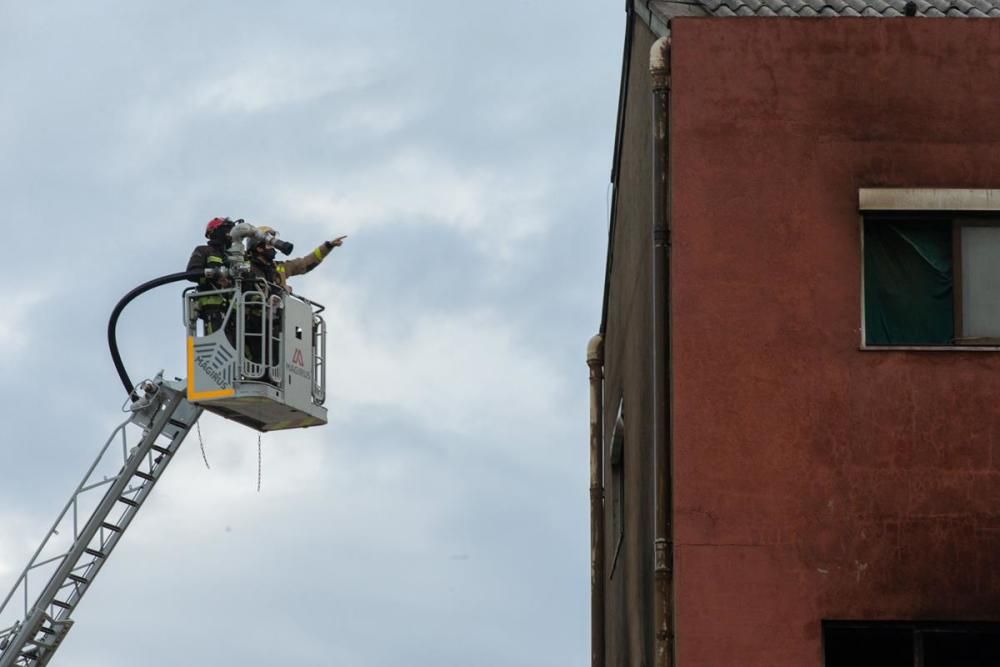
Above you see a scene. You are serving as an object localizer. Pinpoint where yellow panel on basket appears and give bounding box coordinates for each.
[187,336,236,401]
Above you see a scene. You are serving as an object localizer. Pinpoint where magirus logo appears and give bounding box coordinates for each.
[287,347,311,380]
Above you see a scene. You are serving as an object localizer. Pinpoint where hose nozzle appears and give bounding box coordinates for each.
[254,229,293,255]
[269,237,294,255]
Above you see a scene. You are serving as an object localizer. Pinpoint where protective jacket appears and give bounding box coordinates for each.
[251,243,334,293]
[186,242,230,307]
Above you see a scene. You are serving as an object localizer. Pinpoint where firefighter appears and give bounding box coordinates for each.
[187,217,236,335]
[247,226,346,293]
[243,227,346,371]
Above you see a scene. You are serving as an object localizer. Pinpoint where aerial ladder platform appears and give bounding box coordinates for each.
[0,223,327,666]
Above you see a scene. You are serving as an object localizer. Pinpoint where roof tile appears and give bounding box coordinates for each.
[672,0,1000,16]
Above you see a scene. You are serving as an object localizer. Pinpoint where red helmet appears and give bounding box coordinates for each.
[205,217,233,239]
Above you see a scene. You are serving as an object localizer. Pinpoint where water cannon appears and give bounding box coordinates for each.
[229,221,294,257]
[263,231,294,256]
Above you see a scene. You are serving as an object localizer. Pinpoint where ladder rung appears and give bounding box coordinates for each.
[84,548,106,559]
[134,471,155,482]
[49,600,71,610]
[67,574,88,586]
[118,496,139,507]
[100,522,122,533]
[151,445,171,456]
[168,419,189,429]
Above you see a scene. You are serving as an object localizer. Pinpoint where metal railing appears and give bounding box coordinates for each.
[183,284,327,403]
[312,314,327,405]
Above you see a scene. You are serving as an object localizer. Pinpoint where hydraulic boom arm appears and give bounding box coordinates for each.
[0,376,201,667]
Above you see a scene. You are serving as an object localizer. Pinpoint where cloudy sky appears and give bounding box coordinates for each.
[0,2,622,665]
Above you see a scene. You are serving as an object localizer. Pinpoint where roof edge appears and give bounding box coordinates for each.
[643,0,708,33]
[602,2,682,334]
[601,3,638,334]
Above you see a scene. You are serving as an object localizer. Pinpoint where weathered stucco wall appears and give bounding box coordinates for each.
[670,17,1000,666]
[603,13,658,666]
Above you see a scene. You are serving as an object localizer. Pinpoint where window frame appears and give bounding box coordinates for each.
[859,188,1000,351]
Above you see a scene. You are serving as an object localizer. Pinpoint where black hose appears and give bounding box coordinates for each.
[108,270,203,395]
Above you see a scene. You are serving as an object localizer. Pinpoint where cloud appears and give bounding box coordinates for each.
[0,288,52,358]
[139,420,333,517]
[188,51,376,115]
[130,422,463,555]
[280,148,551,259]
[117,45,382,169]
[0,512,37,582]
[310,283,566,459]
[322,98,417,137]
[0,507,57,635]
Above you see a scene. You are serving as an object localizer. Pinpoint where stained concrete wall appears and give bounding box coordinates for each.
[668,17,1000,667]
[603,13,658,666]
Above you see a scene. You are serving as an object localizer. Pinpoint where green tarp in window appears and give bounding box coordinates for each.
[864,220,953,345]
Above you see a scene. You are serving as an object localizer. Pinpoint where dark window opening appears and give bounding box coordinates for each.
[863,214,1000,346]
[608,401,625,579]
[824,621,1000,667]
[924,630,1000,666]
[824,625,913,667]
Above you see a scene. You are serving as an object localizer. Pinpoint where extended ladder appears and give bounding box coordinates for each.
[0,376,201,667]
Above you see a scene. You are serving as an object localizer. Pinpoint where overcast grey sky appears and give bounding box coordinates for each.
[0,2,622,665]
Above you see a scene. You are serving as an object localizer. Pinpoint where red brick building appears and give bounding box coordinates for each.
[590,2,1000,666]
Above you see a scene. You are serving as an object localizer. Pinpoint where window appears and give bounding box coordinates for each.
[608,401,625,578]
[824,621,1000,667]
[863,214,1000,347]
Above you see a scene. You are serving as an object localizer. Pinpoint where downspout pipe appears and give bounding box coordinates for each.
[587,333,606,667]
[650,35,674,667]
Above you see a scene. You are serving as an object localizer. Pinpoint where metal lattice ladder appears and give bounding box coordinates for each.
[0,376,202,667]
